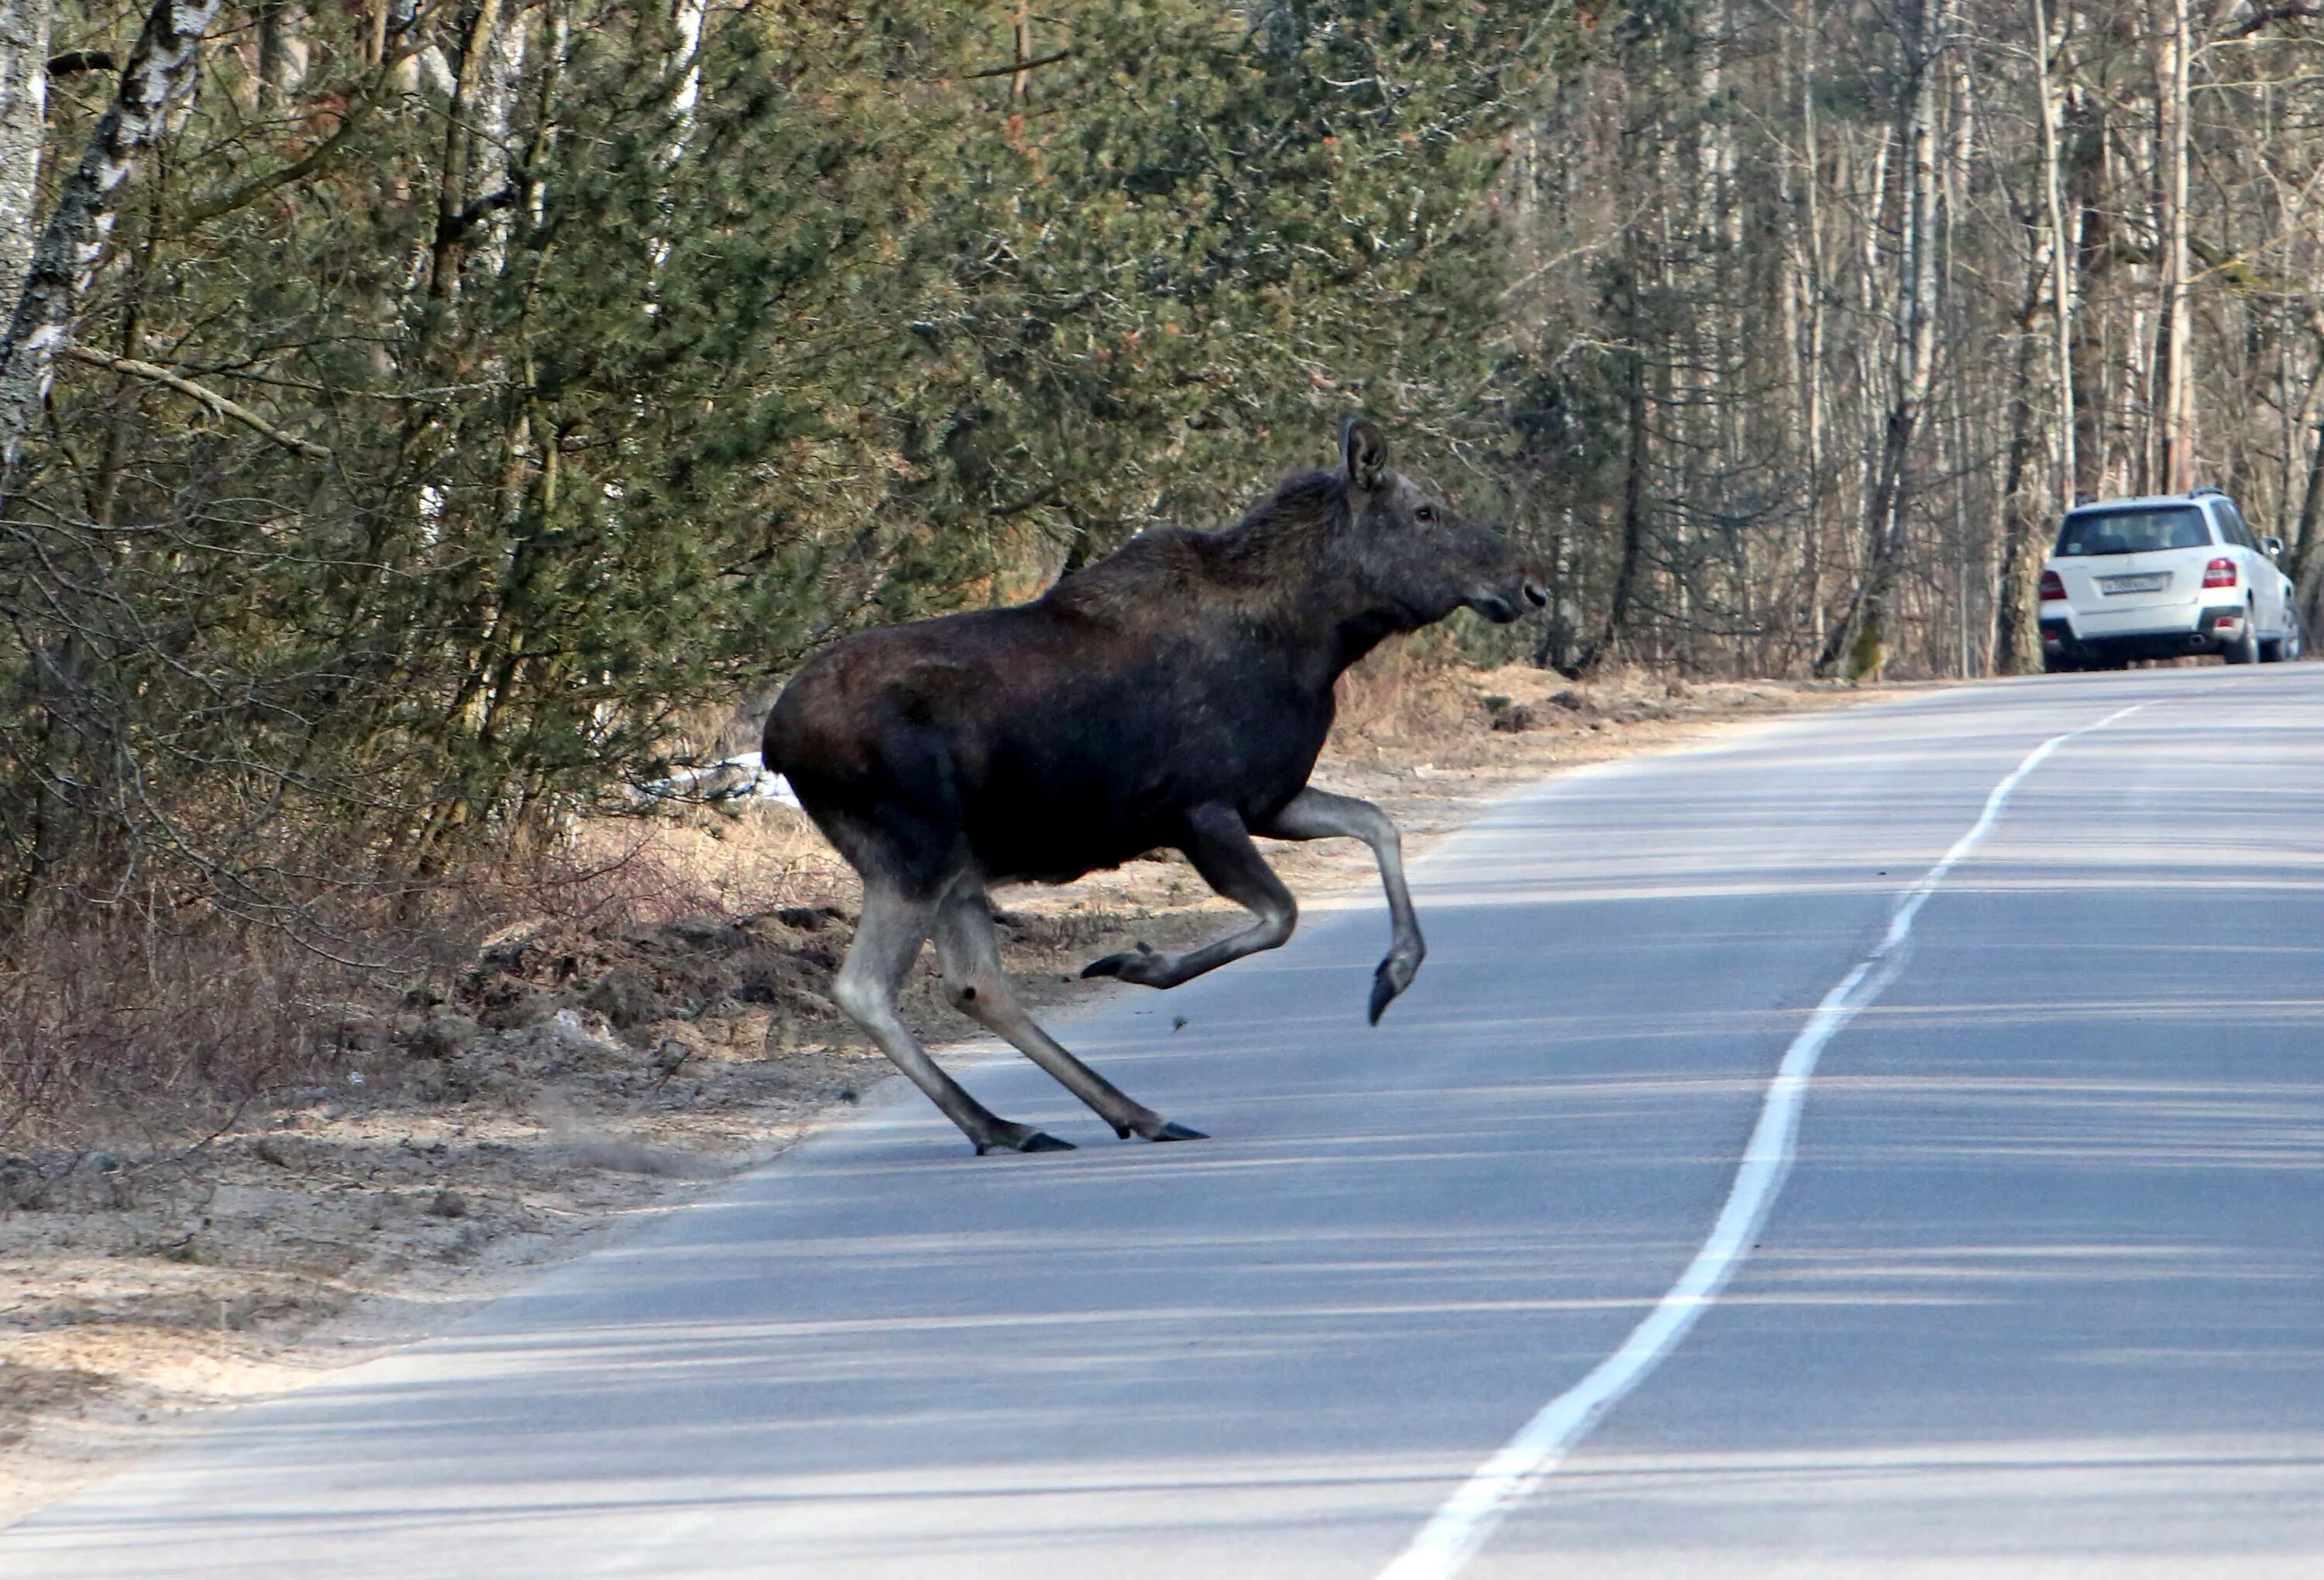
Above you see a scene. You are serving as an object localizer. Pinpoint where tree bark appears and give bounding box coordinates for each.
[256,0,308,105]
[665,0,704,155]
[428,0,505,302]
[1793,0,1830,661]
[467,0,525,277]
[0,0,227,479]
[1568,251,1648,679]
[1817,0,1949,680]
[1995,251,2054,675]
[2150,0,2194,492]
[2033,0,2077,507]
[2288,314,2324,632]
[0,0,50,333]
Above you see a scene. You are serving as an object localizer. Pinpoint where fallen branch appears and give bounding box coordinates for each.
[64,345,332,459]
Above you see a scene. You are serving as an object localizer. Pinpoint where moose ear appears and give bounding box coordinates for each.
[1341,417,1388,494]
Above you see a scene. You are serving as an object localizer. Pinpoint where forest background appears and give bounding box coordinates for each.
[3,0,2321,1128]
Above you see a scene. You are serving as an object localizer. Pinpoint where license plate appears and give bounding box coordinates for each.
[2099,573,2168,594]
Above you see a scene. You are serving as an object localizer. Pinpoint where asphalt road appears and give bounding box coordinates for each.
[5,666,2322,1578]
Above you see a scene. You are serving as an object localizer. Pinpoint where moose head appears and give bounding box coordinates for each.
[1332,417,1547,632]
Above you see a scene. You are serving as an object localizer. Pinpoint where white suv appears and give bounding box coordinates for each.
[2040,489,2302,672]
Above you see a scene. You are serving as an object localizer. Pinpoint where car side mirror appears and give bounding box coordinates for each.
[2264,535,2286,557]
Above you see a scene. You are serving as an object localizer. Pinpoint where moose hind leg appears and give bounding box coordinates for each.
[833,883,1073,1156]
[1256,785,1425,1024]
[935,888,1204,1142]
[1082,803,1297,991]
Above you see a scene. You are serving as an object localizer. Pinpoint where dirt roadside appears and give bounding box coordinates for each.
[0,661,1913,1527]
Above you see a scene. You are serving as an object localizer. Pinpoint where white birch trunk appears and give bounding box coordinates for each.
[1818,0,1951,678]
[256,1,309,105]
[427,0,502,303]
[467,4,525,278]
[0,0,50,331]
[1793,0,1830,650]
[0,0,228,477]
[664,0,705,163]
[2159,0,2193,490]
[2033,0,2077,505]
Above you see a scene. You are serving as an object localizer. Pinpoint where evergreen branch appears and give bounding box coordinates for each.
[64,345,332,459]
[178,42,430,228]
[988,482,1062,518]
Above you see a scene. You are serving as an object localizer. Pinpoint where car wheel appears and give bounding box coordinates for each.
[2225,612,2260,665]
[2261,636,2284,662]
[2043,650,2078,675]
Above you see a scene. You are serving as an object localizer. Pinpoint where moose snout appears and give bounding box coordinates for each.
[1469,588,1527,624]
[1467,572,1549,626]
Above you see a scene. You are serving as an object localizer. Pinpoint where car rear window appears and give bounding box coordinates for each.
[2054,506,2212,556]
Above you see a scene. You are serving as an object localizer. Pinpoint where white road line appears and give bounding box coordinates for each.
[1376,701,2146,1580]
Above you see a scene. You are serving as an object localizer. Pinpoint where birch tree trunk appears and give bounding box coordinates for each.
[0,0,227,478]
[467,0,525,277]
[2033,0,2077,506]
[0,0,50,331]
[2150,0,2193,492]
[428,0,505,303]
[1995,250,2055,675]
[1817,0,1949,679]
[1793,0,1831,655]
[256,1,308,105]
[665,0,705,159]
[2290,314,2324,633]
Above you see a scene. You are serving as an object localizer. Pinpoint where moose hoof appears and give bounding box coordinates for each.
[1081,941,1167,986]
[1147,1120,1208,1142]
[975,1126,1077,1156]
[1368,957,1420,1025]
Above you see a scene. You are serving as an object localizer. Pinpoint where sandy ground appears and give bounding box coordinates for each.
[0,660,1906,1527]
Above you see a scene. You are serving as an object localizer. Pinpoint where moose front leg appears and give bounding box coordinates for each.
[1082,803,1298,990]
[1254,785,1424,1024]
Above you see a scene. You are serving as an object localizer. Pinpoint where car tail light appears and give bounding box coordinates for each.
[2040,570,2066,601]
[2205,557,2237,589]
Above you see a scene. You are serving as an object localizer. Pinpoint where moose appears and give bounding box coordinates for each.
[762,418,1544,1155]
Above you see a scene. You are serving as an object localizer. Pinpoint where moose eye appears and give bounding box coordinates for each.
[1414,505,1438,524]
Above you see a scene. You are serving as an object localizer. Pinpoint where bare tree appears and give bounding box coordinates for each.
[2033,0,2076,503]
[1818,0,1954,678]
[2150,0,2195,492]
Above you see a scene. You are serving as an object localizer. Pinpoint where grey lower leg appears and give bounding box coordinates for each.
[1256,785,1425,1022]
[935,888,1203,1142]
[1082,802,1298,989]
[833,884,1073,1156]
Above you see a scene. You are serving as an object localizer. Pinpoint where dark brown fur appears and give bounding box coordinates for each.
[761,419,1541,1155]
